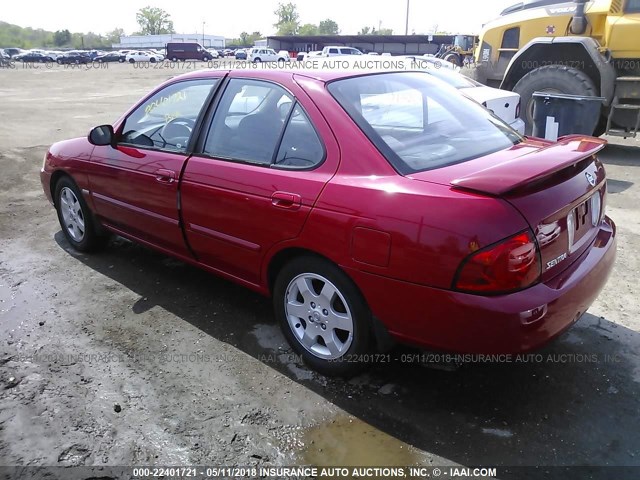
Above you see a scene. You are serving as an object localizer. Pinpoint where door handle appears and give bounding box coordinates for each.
[271,191,302,209]
[154,169,176,184]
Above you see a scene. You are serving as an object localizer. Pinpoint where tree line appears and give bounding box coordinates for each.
[0,3,397,49]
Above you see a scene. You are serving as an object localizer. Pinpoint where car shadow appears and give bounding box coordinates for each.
[600,143,640,168]
[55,233,640,479]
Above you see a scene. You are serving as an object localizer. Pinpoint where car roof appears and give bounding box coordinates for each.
[169,68,422,84]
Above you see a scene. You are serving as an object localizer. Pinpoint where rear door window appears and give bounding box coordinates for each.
[203,79,293,164]
[201,79,324,168]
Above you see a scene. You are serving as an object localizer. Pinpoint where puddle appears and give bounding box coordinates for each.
[300,415,426,469]
[251,324,287,351]
[0,281,15,314]
[482,427,514,438]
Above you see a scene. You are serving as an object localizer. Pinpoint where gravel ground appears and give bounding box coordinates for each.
[0,62,639,479]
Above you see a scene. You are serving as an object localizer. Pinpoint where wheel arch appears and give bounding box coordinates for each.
[501,37,616,105]
[50,169,73,206]
[265,246,396,352]
[266,247,335,294]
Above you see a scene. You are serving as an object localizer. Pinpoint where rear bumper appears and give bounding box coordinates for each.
[348,216,616,354]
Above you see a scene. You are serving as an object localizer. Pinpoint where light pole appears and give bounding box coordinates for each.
[405,0,410,35]
[202,21,206,47]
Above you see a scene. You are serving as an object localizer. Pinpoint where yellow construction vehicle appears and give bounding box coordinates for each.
[435,35,478,67]
[474,0,640,136]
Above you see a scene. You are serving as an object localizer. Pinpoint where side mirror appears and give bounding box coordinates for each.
[88,125,114,146]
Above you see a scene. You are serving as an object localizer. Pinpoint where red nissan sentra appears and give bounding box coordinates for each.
[40,69,616,375]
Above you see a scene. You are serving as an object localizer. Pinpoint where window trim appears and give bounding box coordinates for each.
[193,77,327,171]
[116,77,223,155]
[270,100,327,171]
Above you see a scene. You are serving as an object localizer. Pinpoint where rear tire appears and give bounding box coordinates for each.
[273,256,372,377]
[54,176,108,252]
[513,65,597,135]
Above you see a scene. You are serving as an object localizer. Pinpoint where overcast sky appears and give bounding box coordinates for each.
[2,0,515,38]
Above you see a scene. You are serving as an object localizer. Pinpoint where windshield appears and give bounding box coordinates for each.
[328,72,522,174]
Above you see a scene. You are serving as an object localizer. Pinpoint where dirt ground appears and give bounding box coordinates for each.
[0,62,639,479]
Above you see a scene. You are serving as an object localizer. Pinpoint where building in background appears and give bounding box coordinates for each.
[113,34,225,50]
[266,34,460,56]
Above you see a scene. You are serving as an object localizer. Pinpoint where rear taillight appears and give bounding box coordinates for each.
[453,230,541,294]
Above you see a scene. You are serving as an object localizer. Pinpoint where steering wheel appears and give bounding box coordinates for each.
[160,118,195,147]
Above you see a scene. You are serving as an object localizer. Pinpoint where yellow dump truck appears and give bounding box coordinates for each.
[474,0,640,136]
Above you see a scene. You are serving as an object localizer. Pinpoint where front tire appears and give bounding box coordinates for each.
[273,256,372,376]
[54,177,108,252]
[513,65,597,135]
[443,52,462,67]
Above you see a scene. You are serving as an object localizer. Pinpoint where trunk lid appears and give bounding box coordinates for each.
[408,136,608,281]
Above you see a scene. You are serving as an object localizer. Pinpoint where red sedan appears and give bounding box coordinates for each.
[41,69,616,375]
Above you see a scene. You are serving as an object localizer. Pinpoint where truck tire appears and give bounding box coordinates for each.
[443,52,462,67]
[513,65,597,135]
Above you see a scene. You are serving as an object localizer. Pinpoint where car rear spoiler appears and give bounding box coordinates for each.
[450,135,607,196]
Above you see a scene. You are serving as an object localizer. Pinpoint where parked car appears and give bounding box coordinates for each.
[234,49,247,60]
[403,55,525,134]
[14,51,54,63]
[41,69,616,376]
[56,51,91,64]
[320,46,363,57]
[94,52,126,63]
[3,47,25,58]
[125,51,164,63]
[0,49,10,67]
[166,43,213,62]
[250,48,279,63]
[207,49,220,59]
[277,50,291,63]
[46,51,64,60]
[297,51,322,61]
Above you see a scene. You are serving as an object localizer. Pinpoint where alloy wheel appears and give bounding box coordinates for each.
[284,273,354,360]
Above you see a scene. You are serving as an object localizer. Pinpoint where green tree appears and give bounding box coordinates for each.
[135,6,175,35]
[357,26,393,35]
[106,28,125,45]
[53,29,71,46]
[318,19,339,35]
[298,23,319,35]
[230,31,263,47]
[274,2,299,35]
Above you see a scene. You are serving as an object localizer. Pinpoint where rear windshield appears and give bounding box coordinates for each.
[328,72,522,174]
[425,65,483,89]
